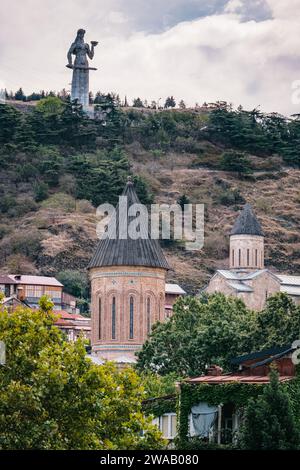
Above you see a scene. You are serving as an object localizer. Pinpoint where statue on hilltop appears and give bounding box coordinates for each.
[67,29,98,111]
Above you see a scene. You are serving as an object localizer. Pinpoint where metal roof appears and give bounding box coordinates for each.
[88,180,170,270]
[280,285,300,297]
[231,204,264,236]
[8,275,63,287]
[227,281,253,293]
[185,375,293,385]
[165,283,186,295]
[231,345,291,365]
[277,275,300,286]
[0,275,16,284]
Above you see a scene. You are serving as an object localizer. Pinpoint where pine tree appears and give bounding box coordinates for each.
[240,368,300,450]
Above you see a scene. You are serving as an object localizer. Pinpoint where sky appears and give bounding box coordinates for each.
[1,0,300,115]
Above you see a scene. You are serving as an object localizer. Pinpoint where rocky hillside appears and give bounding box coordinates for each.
[0,98,299,296]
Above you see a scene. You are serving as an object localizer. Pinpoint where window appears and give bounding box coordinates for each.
[255,249,258,266]
[147,297,151,335]
[112,297,116,340]
[232,250,235,267]
[238,249,241,267]
[99,298,102,340]
[153,414,177,440]
[247,249,250,266]
[129,296,134,339]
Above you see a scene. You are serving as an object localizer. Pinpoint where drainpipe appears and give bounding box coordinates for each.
[217,404,223,445]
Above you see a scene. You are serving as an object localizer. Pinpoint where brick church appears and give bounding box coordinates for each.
[88,178,184,363]
[206,203,300,310]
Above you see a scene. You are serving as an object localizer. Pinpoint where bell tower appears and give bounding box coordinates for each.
[229,204,264,271]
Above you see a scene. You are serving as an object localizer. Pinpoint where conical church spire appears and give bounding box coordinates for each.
[88,179,170,270]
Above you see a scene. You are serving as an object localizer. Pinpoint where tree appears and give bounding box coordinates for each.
[132,97,144,108]
[177,194,190,209]
[220,151,253,175]
[164,96,176,109]
[35,96,66,116]
[14,87,26,101]
[255,293,300,350]
[0,300,164,450]
[179,100,186,109]
[240,368,300,450]
[136,294,257,377]
[56,270,89,299]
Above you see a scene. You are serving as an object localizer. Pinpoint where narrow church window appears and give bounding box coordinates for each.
[255,249,258,266]
[99,298,102,339]
[247,249,250,266]
[129,296,134,339]
[238,249,241,267]
[147,297,151,335]
[112,297,116,340]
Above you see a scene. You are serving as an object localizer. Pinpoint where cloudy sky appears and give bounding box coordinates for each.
[1,0,300,115]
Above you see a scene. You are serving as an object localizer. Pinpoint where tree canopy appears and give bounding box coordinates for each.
[136,293,300,378]
[0,299,164,450]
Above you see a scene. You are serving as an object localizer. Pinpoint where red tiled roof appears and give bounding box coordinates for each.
[53,310,89,321]
[186,375,294,385]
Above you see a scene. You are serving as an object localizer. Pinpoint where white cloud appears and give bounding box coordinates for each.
[0,0,299,115]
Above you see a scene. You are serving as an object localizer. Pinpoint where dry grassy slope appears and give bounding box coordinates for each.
[1,144,300,295]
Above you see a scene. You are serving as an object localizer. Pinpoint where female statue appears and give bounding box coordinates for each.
[67,29,98,109]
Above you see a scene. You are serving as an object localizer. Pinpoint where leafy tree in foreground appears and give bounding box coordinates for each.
[0,298,164,450]
[136,294,257,377]
[239,369,300,450]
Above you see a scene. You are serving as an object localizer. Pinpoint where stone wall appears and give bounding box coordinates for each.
[230,234,264,270]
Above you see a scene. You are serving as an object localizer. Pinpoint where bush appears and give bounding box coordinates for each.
[42,193,75,212]
[220,151,253,175]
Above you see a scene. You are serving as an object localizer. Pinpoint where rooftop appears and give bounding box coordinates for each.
[231,204,264,237]
[8,275,63,287]
[165,283,186,295]
[185,375,293,385]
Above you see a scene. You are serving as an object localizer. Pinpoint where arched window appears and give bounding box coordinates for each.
[147,297,151,335]
[247,249,250,267]
[112,297,116,340]
[99,298,102,340]
[129,296,134,339]
[238,249,241,267]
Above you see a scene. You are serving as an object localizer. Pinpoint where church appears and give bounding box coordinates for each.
[88,178,184,363]
[206,203,300,310]
[88,181,300,363]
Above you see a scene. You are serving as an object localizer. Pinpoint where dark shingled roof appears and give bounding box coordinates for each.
[88,179,170,270]
[231,203,264,236]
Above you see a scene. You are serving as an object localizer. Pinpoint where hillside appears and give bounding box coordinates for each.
[0,97,299,300]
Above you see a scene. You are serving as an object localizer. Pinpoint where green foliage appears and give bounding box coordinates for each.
[35,96,66,116]
[136,294,257,377]
[254,293,300,349]
[56,270,89,299]
[220,151,253,175]
[0,304,165,450]
[239,369,300,450]
[176,381,263,449]
[164,96,176,108]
